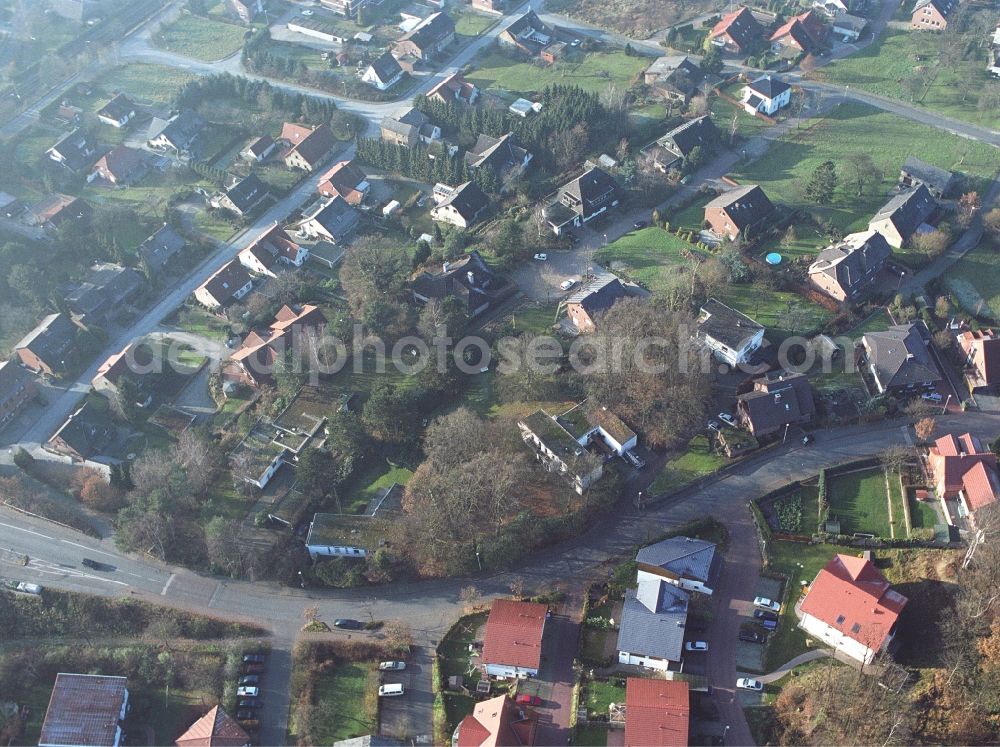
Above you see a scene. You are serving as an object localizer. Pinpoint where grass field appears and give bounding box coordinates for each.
[154,15,248,61]
[650,434,726,495]
[465,48,647,97]
[340,458,414,514]
[715,285,832,339]
[454,11,497,36]
[711,86,773,140]
[595,226,701,292]
[731,102,1000,236]
[812,30,1000,132]
[583,677,626,718]
[826,467,894,538]
[945,241,1000,320]
[95,64,199,104]
[908,489,939,529]
[308,661,378,743]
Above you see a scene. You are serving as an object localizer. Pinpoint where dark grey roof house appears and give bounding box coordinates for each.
[213,174,270,217]
[862,322,942,394]
[565,272,634,333]
[899,157,955,199]
[46,128,98,172]
[63,263,145,325]
[704,184,775,240]
[616,574,689,669]
[464,132,532,175]
[696,298,766,367]
[543,167,622,235]
[649,115,718,170]
[137,224,186,275]
[147,110,207,154]
[867,184,936,248]
[644,55,705,101]
[737,369,816,437]
[299,195,360,243]
[808,229,891,303]
[430,181,490,228]
[635,536,717,593]
[13,313,80,377]
[410,250,507,317]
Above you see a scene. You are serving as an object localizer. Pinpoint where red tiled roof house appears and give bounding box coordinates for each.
[316,160,370,205]
[927,432,1000,527]
[957,328,1000,391]
[455,694,538,747]
[708,6,764,53]
[798,553,908,664]
[624,678,690,747]
[481,599,547,678]
[175,705,250,747]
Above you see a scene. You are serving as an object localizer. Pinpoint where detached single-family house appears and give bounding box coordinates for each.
[426,72,479,105]
[380,107,441,148]
[89,145,147,186]
[211,174,270,217]
[0,361,37,428]
[137,224,186,276]
[224,304,327,387]
[862,322,942,394]
[635,536,717,595]
[465,132,532,182]
[13,313,80,377]
[543,167,621,235]
[39,674,129,747]
[481,599,547,678]
[304,512,376,560]
[867,184,936,248]
[644,55,705,102]
[46,401,116,461]
[769,10,827,54]
[26,193,91,233]
[798,553,908,664]
[898,156,955,199]
[565,272,633,333]
[555,398,637,456]
[280,123,337,172]
[814,0,850,16]
[226,0,263,23]
[741,75,791,115]
[957,328,1000,391]
[704,184,775,240]
[911,0,957,30]
[316,160,370,205]
[497,10,556,56]
[194,260,253,309]
[832,11,868,41]
[394,11,455,60]
[737,369,816,437]
[696,298,765,367]
[46,128,98,173]
[175,705,250,747]
[410,250,509,318]
[624,679,690,747]
[320,0,373,17]
[147,110,207,155]
[430,180,490,228]
[362,51,405,91]
[617,571,689,671]
[927,432,1000,526]
[296,196,360,243]
[646,115,718,172]
[230,420,300,489]
[96,94,136,128]
[708,6,764,53]
[91,341,152,403]
[63,263,145,326]
[239,223,310,277]
[455,694,538,747]
[241,135,277,163]
[808,229,892,303]
[518,409,605,493]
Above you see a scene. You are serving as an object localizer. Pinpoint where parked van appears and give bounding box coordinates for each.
[378,684,405,697]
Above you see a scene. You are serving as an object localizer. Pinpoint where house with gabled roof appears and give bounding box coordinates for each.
[194,260,253,309]
[557,398,637,456]
[481,599,548,678]
[241,135,277,163]
[644,55,704,102]
[175,705,250,747]
[410,250,508,318]
[899,156,955,198]
[89,145,147,186]
[737,369,816,437]
[91,340,153,402]
[696,298,765,367]
[147,110,207,155]
[769,10,828,54]
[39,673,128,747]
[868,185,937,248]
[832,11,868,41]
[211,174,270,217]
[957,328,1000,391]
[137,224,186,275]
[97,94,136,128]
[862,322,942,394]
[363,51,405,90]
[543,167,621,236]
[635,536,717,595]
[465,133,532,181]
[13,313,81,377]
[426,72,479,105]
[646,115,718,172]
[380,107,441,148]
[624,679,690,747]
[0,360,37,428]
[617,570,689,672]
[281,123,337,172]
[564,272,634,333]
[808,229,891,303]
[224,304,327,388]
[46,128,98,173]
[741,74,791,115]
[46,401,116,461]
[394,11,455,60]
[456,694,538,747]
[798,553,908,664]
[497,10,556,56]
[297,195,360,243]
[927,432,1000,527]
[63,263,146,325]
[317,160,370,205]
[708,6,765,53]
[430,180,490,228]
[911,0,958,30]
[704,184,775,240]
[27,193,92,233]
[239,223,309,277]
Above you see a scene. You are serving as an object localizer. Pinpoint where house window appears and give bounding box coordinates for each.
[835,614,846,625]
[850,622,862,634]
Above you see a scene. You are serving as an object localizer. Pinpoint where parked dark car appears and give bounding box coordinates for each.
[236,709,257,721]
[242,653,266,664]
[238,697,261,709]
[238,675,259,686]
[633,220,647,229]
[334,619,364,630]
[242,663,265,675]
[758,618,778,630]
[81,558,101,570]
[753,609,778,623]
[738,628,767,644]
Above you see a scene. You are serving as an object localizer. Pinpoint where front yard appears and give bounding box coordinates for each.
[594,226,703,292]
[945,239,1000,321]
[465,48,647,97]
[825,467,901,539]
[649,434,727,496]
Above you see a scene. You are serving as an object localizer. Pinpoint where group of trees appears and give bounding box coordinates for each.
[175,73,340,125]
[354,138,487,192]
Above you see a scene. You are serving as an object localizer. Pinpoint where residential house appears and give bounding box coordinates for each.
[497,10,556,56]
[13,314,80,377]
[224,304,327,387]
[769,10,828,55]
[89,145,147,186]
[455,694,538,747]
[798,553,908,664]
[704,184,775,240]
[212,174,270,217]
[898,156,955,199]
[813,0,850,16]
[911,0,957,30]
[644,55,705,102]
[565,272,633,333]
[317,160,370,205]
[646,115,719,171]
[296,196,360,243]
[556,398,637,456]
[617,570,689,671]
[465,132,532,182]
[989,46,1000,78]
[305,512,379,560]
[147,110,207,155]
[320,0,376,17]
[193,260,253,309]
[737,370,816,437]
[362,51,405,91]
[46,128,98,172]
[518,409,605,493]
[430,181,490,228]
[230,420,304,489]
[927,432,1000,526]
[696,298,765,367]
[636,536,717,595]
[96,94,136,128]
[26,193,91,233]
[241,135,277,162]
[39,674,128,747]
[471,0,508,12]
[137,224,186,275]
[239,223,310,277]
[808,229,892,303]
[832,11,868,41]
[741,75,791,115]
[867,185,936,248]
[708,6,765,53]
[175,705,250,747]
[63,263,145,325]
[426,72,479,105]
[225,0,263,23]
[410,250,509,318]
[0,361,37,427]
[46,401,116,461]
[862,322,942,394]
[380,107,441,147]
[957,328,1000,391]
[481,599,547,678]
[281,123,337,172]
[394,12,455,60]
[508,98,542,117]
[543,167,621,235]
[624,679,690,747]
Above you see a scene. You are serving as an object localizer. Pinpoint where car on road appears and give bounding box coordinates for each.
[685,641,708,652]
[238,697,261,708]
[242,653,265,664]
[334,618,364,630]
[737,677,763,691]
[237,686,259,697]
[533,253,548,261]
[633,220,647,229]
[570,38,581,46]
[301,8,314,14]
[922,391,943,402]
[624,451,645,469]
[753,609,778,623]
[379,661,406,671]
[238,675,259,686]
[738,628,767,644]
[560,279,576,291]
[707,420,720,431]
[718,412,737,427]
[236,709,257,720]
[81,558,102,570]
[516,694,542,706]
[753,596,780,612]
[378,684,405,696]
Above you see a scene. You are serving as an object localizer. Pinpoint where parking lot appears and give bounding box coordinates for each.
[378,646,434,741]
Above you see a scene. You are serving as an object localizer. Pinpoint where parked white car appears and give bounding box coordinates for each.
[533,253,548,261]
[560,279,576,291]
[685,641,708,652]
[237,686,259,697]
[922,392,943,402]
[737,677,763,691]
[379,684,405,697]
[719,412,737,427]
[379,661,406,671]
[753,596,781,613]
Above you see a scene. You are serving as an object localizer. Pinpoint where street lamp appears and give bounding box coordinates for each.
[475,551,482,571]
[897,270,905,290]
[603,234,607,247]
[942,393,951,414]
[724,725,731,744]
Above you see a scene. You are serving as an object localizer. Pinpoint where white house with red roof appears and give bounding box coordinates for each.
[927,432,1000,528]
[798,553,907,664]
[238,223,309,278]
[455,694,537,746]
[481,599,547,678]
[624,678,689,747]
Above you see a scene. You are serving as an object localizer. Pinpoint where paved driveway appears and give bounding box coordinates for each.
[518,607,581,745]
[379,645,434,741]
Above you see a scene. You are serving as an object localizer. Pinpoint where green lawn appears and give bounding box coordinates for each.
[308,661,378,743]
[175,306,232,341]
[595,226,702,292]
[583,678,626,718]
[94,64,199,104]
[848,308,893,337]
[826,467,894,538]
[945,240,1000,321]
[153,14,248,61]
[812,30,1000,132]
[731,102,1000,237]
[453,11,496,36]
[465,48,647,97]
[908,489,939,529]
[580,627,612,665]
[339,458,414,514]
[576,725,609,747]
[650,434,726,495]
[711,87,773,140]
[715,285,831,339]
[668,193,714,232]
